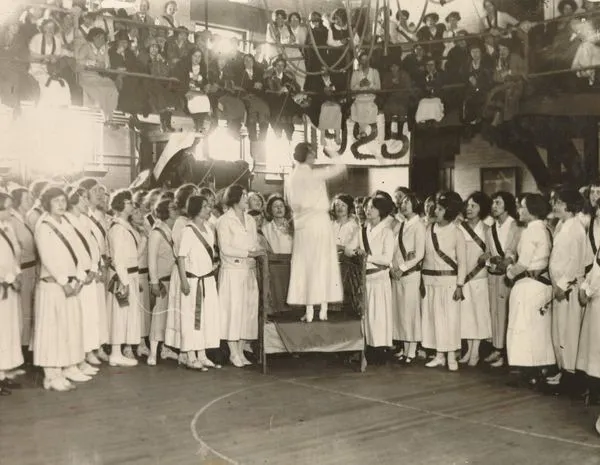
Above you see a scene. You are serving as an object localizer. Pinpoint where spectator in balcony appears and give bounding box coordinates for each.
[304,65,344,145]
[350,51,381,138]
[29,19,72,106]
[74,11,96,54]
[481,0,519,35]
[415,56,445,124]
[489,39,526,124]
[571,15,600,86]
[166,26,193,68]
[127,26,141,58]
[381,61,413,135]
[173,48,211,133]
[461,42,493,126]
[155,1,180,37]
[287,12,308,90]
[445,30,469,82]
[327,8,354,78]
[442,12,462,63]
[265,56,301,141]
[387,10,414,63]
[234,54,270,142]
[131,0,155,48]
[19,6,45,45]
[402,43,427,82]
[109,30,146,119]
[59,13,76,55]
[304,11,329,75]
[75,27,119,125]
[140,37,178,132]
[262,9,290,65]
[206,55,247,138]
[262,195,293,254]
[417,13,446,63]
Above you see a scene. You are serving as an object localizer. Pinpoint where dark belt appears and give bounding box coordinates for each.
[41,276,78,284]
[186,270,216,330]
[139,267,149,274]
[159,275,171,283]
[422,269,458,277]
[366,264,389,276]
[488,270,505,276]
[513,269,551,286]
[109,264,139,274]
[21,260,37,270]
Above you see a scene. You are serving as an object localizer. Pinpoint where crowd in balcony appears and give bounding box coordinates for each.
[1,0,600,139]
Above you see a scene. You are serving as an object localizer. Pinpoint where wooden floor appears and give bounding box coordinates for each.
[2,355,600,465]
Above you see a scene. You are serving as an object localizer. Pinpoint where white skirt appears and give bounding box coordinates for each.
[422,279,461,352]
[18,266,36,346]
[488,274,510,349]
[78,282,101,353]
[552,288,584,372]
[0,288,24,371]
[96,280,109,345]
[576,295,600,379]
[139,272,151,338]
[287,213,343,305]
[150,281,169,342]
[391,273,422,342]
[460,278,492,340]
[219,266,259,341]
[108,272,142,345]
[33,282,84,368]
[180,275,221,351]
[165,265,182,349]
[365,271,393,347]
[506,278,555,367]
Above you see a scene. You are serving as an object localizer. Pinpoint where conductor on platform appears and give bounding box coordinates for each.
[286,142,346,322]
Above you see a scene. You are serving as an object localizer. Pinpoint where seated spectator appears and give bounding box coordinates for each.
[262,195,293,254]
[380,62,413,134]
[287,12,308,90]
[165,26,193,68]
[305,66,344,145]
[173,48,211,132]
[489,39,526,124]
[127,26,142,58]
[29,19,71,106]
[417,13,445,63]
[75,27,119,125]
[461,42,494,126]
[442,12,462,62]
[304,11,329,74]
[415,56,445,124]
[131,0,155,48]
[262,9,289,66]
[327,8,354,82]
[233,54,270,141]
[109,30,146,118]
[445,30,469,81]
[402,43,427,82]
[264,56,301,141]
[388,10,415,63]
[73,11,96,55]
[481,0,519,35]
[350,51,381,137]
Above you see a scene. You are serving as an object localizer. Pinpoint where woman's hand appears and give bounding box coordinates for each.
[579,288,589,307]
[553,285,567,302]
[181,281,190,296]
[390,267,403,280]
[63,283,76,297]
[150,283,162,297]
[453,286,465,302]
[84,271,95,285]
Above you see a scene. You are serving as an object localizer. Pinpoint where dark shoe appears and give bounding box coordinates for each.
[2,379,21,389]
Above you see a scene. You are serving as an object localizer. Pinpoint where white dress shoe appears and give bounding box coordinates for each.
[109,355,138,367]
[123,346,136,360]
[425,357,446,368]
[459,352,471,364]
[448,359,459,372]
[63,368,92,383]
[229,355,244,368]
[484,351,501,363]
[43,377,72,392]
[239,354,252,366]
[160,346,178,360]
[96,348,110,362]
[86,352,102,365]
[198,357,221,369]
[319,310,328,321]
[147,356,157,366]
[136,343,150,357]
[490,357,505,368]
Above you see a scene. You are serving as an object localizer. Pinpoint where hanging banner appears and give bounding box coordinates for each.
[314,114,411,166]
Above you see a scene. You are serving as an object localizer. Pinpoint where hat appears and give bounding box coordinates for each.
[424,12,439,23]
[557,0,578,13]
[446,11,461,22]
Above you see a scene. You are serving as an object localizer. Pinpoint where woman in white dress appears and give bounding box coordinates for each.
[64,188,102,375]
[262,195,293,254]
[0,193,24,396]
[350,51,381,137]
[106,189,140,368]
[217,185,264,368]
[176,195,222,371]
[422,192,467,372]
[352,197,394,361]
[390,192,426,363]
[459,192,493,366]
[165,183,198,361]
[34,186,88,391]
[155,1,180,37]
[147,198,177,366]
[506,193,555,385]
[332,194,360,252]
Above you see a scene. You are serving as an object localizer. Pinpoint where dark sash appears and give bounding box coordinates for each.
[462,222,486,284]
[89,214,106,239]
[42,220,78,267]
[109,222,138,249]
[63,216,91,258]
[491,223,504,257]
[146,213,155,227]
[162,15,175,28]
[587,221,598,274]
[362,226,389,275]
[397,222,422,275]
[186,224,215,263]
[429,225,458,272]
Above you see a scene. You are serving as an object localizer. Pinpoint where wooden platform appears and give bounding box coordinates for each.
[1,356,599,465]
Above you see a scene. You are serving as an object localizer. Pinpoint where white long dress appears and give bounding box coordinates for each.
[9,210,37,347]
[136,230,151,338]
[360,221,394,348]
[286,162,345,305]
[0,221,24,372]
[578,244,600,379]
[178,223,221,351]
[87,208,109,345]
[262,221,293,254]
[107,218,142,345]
[148,221,175,343]
[218,209,260,341]
[459,221,492,340]
[506,220,555,367]
[33,215,85,368]
[421,223,467,352]
[391,215,425,342]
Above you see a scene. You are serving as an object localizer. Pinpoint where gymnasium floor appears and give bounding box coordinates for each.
[2,355,600,465]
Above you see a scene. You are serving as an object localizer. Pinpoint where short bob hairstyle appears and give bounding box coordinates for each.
[143,188,163,210]
[110,189,133,213]
[159,191,175,202]
[132,189,148,209]
[465,191,491,219]
[174,183,198,210]
[40,185,67,213]
[67,187,88,209]
[368,195,394,220]
[9,187,29,209]
[293,142,312,163]
[554,188,584,214]
[401,191,422,215]
[186,195,208,219]
[331,193,355,217]
[436,191,463,221]
[265,194,290,221]
[490,191,517,218]
[154,198,172,222]
[78,177,99,192]
[198,187,216,200]
[522,193,550,220]
[30,179,50,199]
[224,184,246,207]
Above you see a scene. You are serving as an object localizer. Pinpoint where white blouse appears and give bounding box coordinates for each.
[178,223,216,277]
[216,209,259,270]
[332,218,359,249]
[550,216,586,291]
[360,220,395,273]
[108,217,139,286]
[0,221,21,284]
[509,220,551,277]
[262,221,293,254]
[148,221,175,285]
